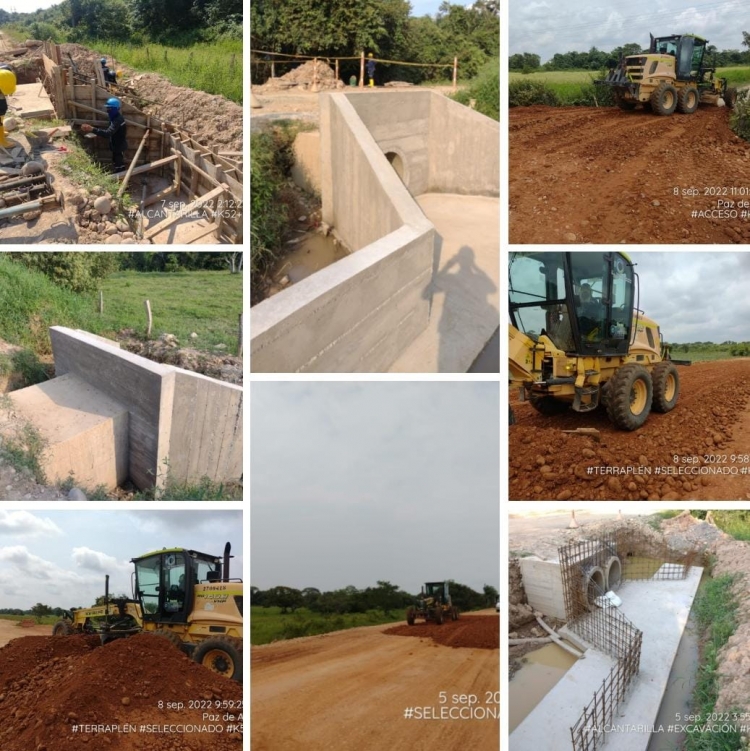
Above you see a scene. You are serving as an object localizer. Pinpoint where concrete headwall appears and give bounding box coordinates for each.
[169,370,243,484]
[251,92,435,372]
[50,327,174,490]
[49,327,243,490]
[427,94,500,196]
[519,558,567,621]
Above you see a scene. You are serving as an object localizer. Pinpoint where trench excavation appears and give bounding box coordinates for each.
[0,41,242,244]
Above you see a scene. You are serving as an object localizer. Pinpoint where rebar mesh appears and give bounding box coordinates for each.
[557,530,699,751]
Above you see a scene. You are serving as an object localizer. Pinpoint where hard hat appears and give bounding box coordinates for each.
[105,97,121,109]
[368,52,373,57]
[116,70,123,78]
[101,57,107,64]
[0,63,12,71]
[0,69,16,96]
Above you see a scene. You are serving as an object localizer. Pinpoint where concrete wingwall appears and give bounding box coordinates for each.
[50,327,243,490]
[251,92,435,372]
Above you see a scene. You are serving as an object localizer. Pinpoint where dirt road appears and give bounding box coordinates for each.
[251,614,499,751]
[0,619,51,648]
[509,359,750,501]
[509,106,750,244]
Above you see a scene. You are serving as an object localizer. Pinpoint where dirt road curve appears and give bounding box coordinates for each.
[252,613,499,751]
[510,359,750,501]
[509,106,750,244]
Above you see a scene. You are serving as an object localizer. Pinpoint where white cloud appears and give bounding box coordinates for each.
[0,510,62,538]
[71,547,131,576]
[0,546,85,582]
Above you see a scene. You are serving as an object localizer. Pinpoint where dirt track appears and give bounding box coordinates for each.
[509,106,750,244]
[0,619,51,648]
[251,613,499,751]
[509,359,750,501]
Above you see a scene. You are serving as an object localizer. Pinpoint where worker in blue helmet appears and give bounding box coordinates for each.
[81,97,128,172]
[100,56,117,86]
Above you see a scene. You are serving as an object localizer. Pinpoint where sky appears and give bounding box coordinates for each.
[251,382,500,594]
[629,252,750,343]
[510,0,750,63]
[0,0,57,11]
[0,510,243,611]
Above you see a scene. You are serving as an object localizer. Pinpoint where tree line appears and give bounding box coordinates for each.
[251,580,500,615]
[511,32,750,72]
[251,0,499,84]
[0,0,241,45]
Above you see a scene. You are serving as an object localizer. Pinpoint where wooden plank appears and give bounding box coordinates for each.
[144,185,225,241]
[142,184,177,208]
[118,129,150,200]
[112,154,179,180]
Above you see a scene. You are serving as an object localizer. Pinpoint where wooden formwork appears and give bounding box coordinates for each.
[39,42,243,244]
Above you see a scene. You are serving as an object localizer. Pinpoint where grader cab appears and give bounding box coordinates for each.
[406,581,459,625]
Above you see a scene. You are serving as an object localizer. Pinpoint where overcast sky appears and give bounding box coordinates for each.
[251,382,499,594]
[629,252,750,343]
[0,0,56,11]
[0,510,243,611]
[510,0,750,63]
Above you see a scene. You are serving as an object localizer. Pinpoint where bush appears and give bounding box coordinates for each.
[7,253,120,293]
[730,90,750,141]
[452,58,499,121]
[509,79,561,107]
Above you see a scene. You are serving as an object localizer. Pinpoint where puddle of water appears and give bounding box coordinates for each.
[622,556,669,579]
[509,642,578,733]
[647,572,704,751]
[272,232,350,285]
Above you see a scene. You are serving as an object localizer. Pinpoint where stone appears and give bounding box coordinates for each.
[67,487,88,501]
[190,332,198,340]
[652,200,660,207]
[94,196,112,214]
[121,238,135,244]
[121,231,134,239]
[214,343,227,350]
[563,232,577,242]
[104,234,121,244]
[20,161,44,176]
[3,117,19,132]
[105,226,119,235]
[91,185,104,196]
[116,220,129,232]
[22,210,42,221]
[121,697,131,706]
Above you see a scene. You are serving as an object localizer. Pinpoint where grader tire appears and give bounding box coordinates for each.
[434,608,444,625]
[193,636,243,682]
[677,86,699,114]
[606,364,653,431]
[52,620,73,636]
[152,629,183,651]
[406,608,416,626]
[651,361,680,413]
[615,92,637,111]
[726,87,738,109]
[650,82,678,115]
[529,395,570,417]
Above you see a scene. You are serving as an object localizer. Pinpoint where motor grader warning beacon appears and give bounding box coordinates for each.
[596,33,738,115]
[407,581,459,625]
[509,252,686,431]
[52,542,243,681]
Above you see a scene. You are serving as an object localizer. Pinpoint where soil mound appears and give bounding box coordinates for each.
[260,59,340,91]
[384,615,498,650]
[0,633,242,751]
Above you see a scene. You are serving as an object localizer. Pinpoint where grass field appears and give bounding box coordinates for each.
[100,39,242,103]
[0,258,243,355]
[510,66,750,105]
[0,614,58,625]
[251,606,405,645]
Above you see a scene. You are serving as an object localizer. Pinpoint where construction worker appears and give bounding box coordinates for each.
[0,64,17,148]
[100,57,117,86]
[366,53,376,87]
[80,97,128,172]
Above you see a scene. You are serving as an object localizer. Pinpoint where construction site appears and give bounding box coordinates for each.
[508,510,750,751]
[0,36,242,244]
[250,59,499,373]
[508,251,750,502]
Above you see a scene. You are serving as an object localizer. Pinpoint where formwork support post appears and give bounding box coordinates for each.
[452,56,458,91]
[359,50,365,88]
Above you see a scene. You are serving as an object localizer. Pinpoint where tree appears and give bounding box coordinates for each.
[742,31,750,50]
[483,584,499,606]
[30,603,53,617]
[225,252,243,274]
[265,586,304,613]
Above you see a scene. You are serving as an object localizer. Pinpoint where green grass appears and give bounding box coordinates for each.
[717,67,750,86]
[0,257,242,355]
[452,58,499,120]
[709,512,750,541]
[96,39,242,103]
[0,614,59,625]
[0,396,48,484]
[685,574,742,751]
[59,140,130,208]
[251,606,405,645]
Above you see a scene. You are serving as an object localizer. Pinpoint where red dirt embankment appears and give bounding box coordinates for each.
[384,615,499,649]
[0,633,242,751]
[510,359,750,501]
[509,106,750,244]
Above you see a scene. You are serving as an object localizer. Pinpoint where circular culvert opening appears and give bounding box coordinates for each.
[605,556,622,591]
[385,151,404,180]
[583,566,606,609]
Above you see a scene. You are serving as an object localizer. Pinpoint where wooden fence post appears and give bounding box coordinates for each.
[238,312,243,357]
[99,290,103,314]
[144,299,152,339]
[335,58,339,81]
[453,56,458,91]
[359,51,365,88]
[271,60,276,78]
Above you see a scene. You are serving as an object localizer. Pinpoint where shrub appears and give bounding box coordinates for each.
[730,90,750,141]
[509,79,561,107]
[7,253,120,293]
[452,58,499,121]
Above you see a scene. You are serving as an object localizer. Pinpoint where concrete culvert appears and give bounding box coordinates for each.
[385,151,404,180]
[605,556,622,591]
[582,566,606,610]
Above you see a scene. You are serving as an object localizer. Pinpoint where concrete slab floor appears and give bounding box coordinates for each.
[389,193,499,373]
[510,566,703,751]
[7,83,55,119]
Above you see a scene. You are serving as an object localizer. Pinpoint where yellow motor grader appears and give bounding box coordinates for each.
[596,33,737,115]
[509,252,686,431]
[406,581,459,625]
[53,542,243,681]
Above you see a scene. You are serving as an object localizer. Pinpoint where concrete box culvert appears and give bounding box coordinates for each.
[605,556,622,591]
[582,566,606,610]
[385,151,406,182]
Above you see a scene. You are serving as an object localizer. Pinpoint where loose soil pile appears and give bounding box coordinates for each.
[258,59,341,92]
[510,359,750,500]
[509,106,750,244]
[384,615,498,650]
[0,633,242,751]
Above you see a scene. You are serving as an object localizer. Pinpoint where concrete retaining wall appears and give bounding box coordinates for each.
[251,92,435,372]
[291,131,322,195]
[519,558,567,621]
[49,327,243,490]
